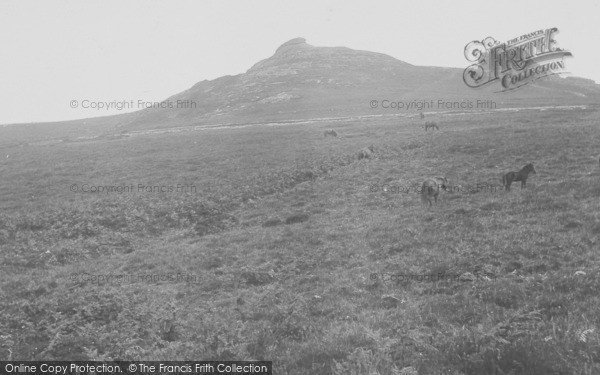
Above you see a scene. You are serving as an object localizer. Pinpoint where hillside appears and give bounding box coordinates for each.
[119,37,600,130]
[2,106,600,373]
[2,38,598,143]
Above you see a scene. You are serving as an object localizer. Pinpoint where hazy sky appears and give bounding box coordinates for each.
[1,0,598,124]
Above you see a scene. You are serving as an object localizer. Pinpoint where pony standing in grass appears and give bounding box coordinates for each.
[357,145,375,160]
[502,163,536,191]
[424,121,439,131]
[421,176,448,207]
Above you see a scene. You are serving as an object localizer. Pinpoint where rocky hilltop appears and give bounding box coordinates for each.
[108,38,600,130]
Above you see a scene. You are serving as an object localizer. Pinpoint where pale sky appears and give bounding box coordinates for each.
[0,0,598,125]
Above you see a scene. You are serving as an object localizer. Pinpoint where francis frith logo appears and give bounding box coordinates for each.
[463,27,572,91]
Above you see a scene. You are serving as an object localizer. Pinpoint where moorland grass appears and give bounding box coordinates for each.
[1,108,600,374]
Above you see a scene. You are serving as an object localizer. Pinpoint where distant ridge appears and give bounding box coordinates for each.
[11,38,600,131]
[117,37,599,130]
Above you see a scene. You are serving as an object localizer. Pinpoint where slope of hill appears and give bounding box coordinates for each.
[120,38,600,130]
[3,107,600,373]
[1,37,598,141]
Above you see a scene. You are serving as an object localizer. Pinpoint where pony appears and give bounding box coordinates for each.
[502,163,536,191]
[424,121,439,131]
[324,129,337,138]
[421,176,448,207]
[357,145,375,160]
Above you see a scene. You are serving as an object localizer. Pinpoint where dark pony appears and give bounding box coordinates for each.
[424,121,439,131]
[502,163,536,191]
[357,145,375,160]
[421,176,448,207]
[324,129,337,137]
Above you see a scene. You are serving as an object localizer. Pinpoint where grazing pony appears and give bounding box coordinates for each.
[324,129,337,138]
[502,163,536,191]
[424,121,439,131]
[421,176,448,207]
[357,145,375,160]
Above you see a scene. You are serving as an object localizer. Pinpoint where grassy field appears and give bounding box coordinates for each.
[1,107,600,374]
